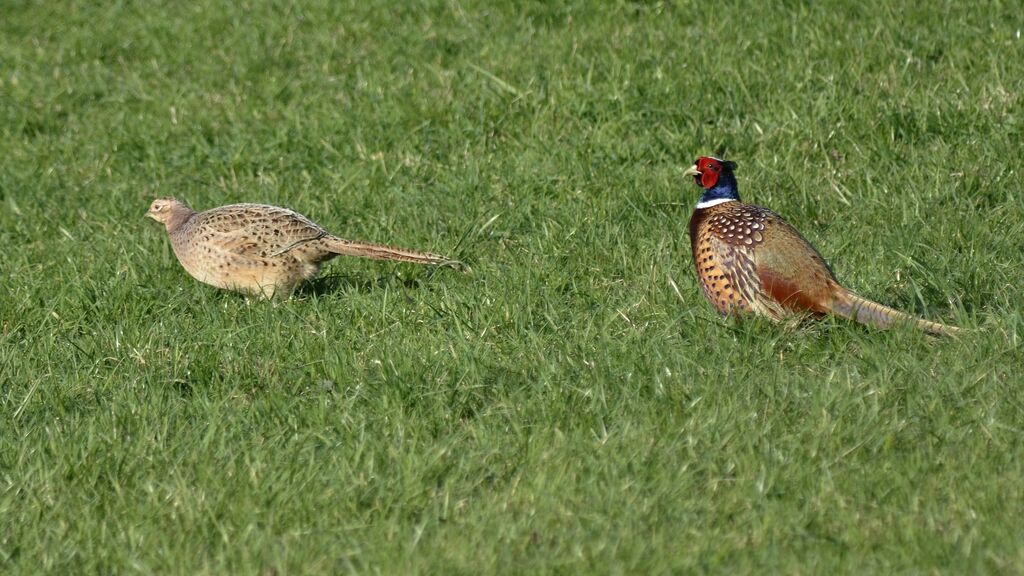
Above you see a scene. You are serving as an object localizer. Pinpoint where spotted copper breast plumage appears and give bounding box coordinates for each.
[146,198,458,299]
[682,156,959,335]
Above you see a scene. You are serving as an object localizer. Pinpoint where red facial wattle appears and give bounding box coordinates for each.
[700,169,719,189]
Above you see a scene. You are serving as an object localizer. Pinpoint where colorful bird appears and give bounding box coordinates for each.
[682,157,959,335]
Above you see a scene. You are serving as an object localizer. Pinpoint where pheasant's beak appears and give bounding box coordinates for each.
[682,165,700,178]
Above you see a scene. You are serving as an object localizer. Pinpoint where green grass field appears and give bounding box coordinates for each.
[2,0,1023,573]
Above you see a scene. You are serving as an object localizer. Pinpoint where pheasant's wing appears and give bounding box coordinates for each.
[748,214,838,314]
[697,202,842,319]
[194,204,327,257]
[703,233,785,319]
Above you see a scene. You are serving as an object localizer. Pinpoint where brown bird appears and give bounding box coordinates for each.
[146,197,458,299]
[682,156,959,335]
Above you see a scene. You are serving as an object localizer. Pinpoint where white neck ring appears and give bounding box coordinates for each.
[695,198,737,209]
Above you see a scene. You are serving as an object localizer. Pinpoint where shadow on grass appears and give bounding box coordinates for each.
[292,271,431,299]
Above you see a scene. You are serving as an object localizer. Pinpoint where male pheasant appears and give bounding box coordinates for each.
[682,156,959,335]
[146,198,458,299]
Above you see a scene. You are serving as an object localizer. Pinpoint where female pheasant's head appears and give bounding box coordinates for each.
[146,197,195,231]
[683,156,740,208]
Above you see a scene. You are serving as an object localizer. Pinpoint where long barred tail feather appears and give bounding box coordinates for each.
[829,288,960,336]
[323,236,461,268]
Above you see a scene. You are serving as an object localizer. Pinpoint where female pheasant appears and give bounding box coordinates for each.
[146,198,458,299]
[682,156,959,335]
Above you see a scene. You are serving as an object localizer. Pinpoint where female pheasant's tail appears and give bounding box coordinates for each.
[828,288,960,336]
[323,237,462,268]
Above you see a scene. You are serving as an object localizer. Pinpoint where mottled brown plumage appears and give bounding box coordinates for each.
[683,157,959,335]
[146,198,457,298]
